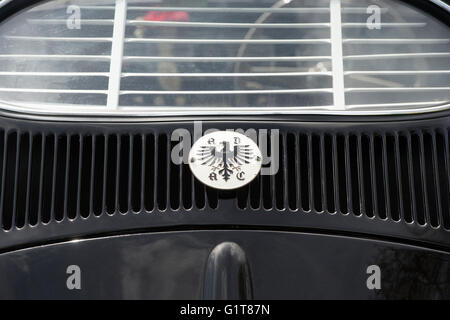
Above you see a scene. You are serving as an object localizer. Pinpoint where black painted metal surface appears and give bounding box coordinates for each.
[0,230,449,299]
[0,113,448,251]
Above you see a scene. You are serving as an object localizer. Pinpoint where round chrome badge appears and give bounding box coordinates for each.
[189,131,262,190]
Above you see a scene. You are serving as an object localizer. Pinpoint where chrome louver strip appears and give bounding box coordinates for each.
[0,54,111,61]
[107,0,127,110]
[344,52,450,60]
[329,0,345,109]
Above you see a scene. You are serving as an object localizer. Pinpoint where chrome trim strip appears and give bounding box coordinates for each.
[330,0,346,110]
[107,0,127,110]
[0,100,447,121]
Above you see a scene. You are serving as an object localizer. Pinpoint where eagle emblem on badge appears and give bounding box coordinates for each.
[189,131,262,190]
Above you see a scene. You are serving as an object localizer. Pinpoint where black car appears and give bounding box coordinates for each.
[0,0,448,300]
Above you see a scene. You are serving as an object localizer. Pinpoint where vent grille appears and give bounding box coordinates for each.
[0,127,448,231]
[0,0,448,115]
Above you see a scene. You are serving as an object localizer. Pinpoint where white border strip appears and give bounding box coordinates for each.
[330,0,346,110]
[106,0,127,109]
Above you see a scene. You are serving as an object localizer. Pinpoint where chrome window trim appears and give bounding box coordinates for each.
[0,99,448,119]
[429,0,450,12]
